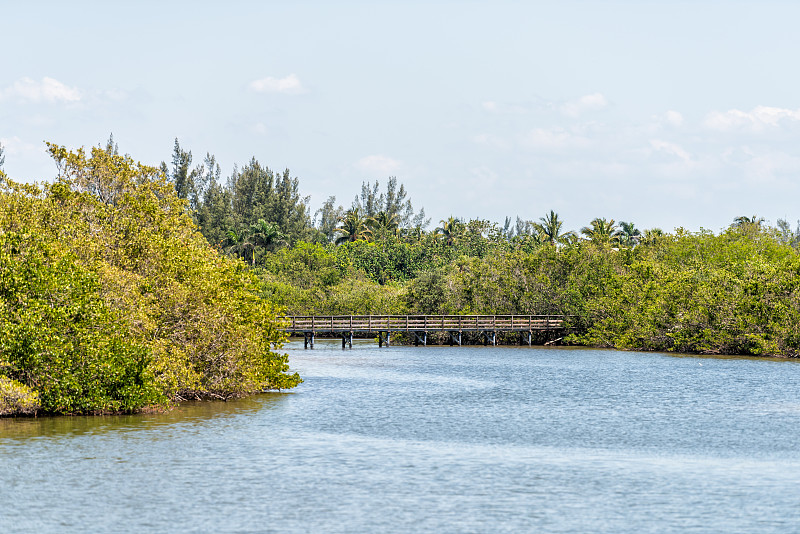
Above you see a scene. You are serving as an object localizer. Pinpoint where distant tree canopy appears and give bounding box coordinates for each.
[351,177,429,229]
[228,158,313,244]
[160,139,430,266]
[143,138,800,359]
[161,140,317,264]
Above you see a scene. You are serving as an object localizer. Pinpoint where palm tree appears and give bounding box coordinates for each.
[246,219,286,264]
[369,210,400,238]
[335,208,373,245]
[402,225,425,244]
[733,215,765,229]
[515,230,544,250]
[533,210,574,246]
[223,228,254,263]
[581,217,619,246]
[435,216,463,246]
[640,228,664,246]
[616,221,641,248]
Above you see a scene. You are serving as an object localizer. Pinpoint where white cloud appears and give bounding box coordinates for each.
[746,151,800,184]
[561,93,608,117]
[720,146,800,185]
[521,127,591,150]
[633,111,684,138]
[663,110,684,127]
[248,74,306,95]
[0,136,41,157]
[704,105,800,132]
[650,139,692,162]
[355,155,401,175]
[0,136,51,182]
[2,77,81,103]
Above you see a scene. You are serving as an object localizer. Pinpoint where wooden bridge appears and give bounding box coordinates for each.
[283,315,567,349]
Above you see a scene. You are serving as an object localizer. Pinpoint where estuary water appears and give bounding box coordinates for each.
[2,342,800,533]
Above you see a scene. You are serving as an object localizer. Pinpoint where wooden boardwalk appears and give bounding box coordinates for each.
[283,315,566,348]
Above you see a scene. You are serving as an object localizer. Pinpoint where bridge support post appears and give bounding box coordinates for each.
[378,331,390,348]
[480,331,496,346]
[341,332,352,350]
[520,331,531,346]
[304,332,315,349]
[414,331,427,346]
[449,331,461,346]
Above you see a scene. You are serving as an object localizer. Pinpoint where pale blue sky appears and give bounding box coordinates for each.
[3,1,800,232]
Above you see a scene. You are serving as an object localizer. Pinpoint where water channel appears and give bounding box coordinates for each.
[2,342,800,533]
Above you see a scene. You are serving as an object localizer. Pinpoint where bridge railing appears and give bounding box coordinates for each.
[283,315,565,332]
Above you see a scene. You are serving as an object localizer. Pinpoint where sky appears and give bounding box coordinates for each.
[3,0,800,233]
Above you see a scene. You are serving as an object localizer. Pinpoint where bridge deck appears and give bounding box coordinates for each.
[283,315,565,333]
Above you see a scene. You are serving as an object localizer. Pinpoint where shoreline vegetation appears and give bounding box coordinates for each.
[0,141,300,417]
[3,137,800,416]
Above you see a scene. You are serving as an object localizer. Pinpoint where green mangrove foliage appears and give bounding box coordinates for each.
[255,224,800,357]
[0,144,300,415]
[574,227,800,355]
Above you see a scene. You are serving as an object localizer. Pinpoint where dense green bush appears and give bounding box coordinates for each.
[572,229,800,355]
[261,224,800,357]
[0,377,40,416]
[0,144,301,415]
[0,230,164,413]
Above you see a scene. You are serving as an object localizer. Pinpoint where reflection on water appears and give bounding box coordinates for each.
[1,341,800,533]
[0,394,290,441]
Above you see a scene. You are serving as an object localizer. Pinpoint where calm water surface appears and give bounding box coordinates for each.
[2,342,800,533]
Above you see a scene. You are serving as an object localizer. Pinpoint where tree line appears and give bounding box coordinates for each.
[160,139,795,265]
[156,137,800,358]
[158,138,429,266]
[3,136,800,416]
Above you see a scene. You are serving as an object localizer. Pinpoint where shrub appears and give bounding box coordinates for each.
[0,376,40,416]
